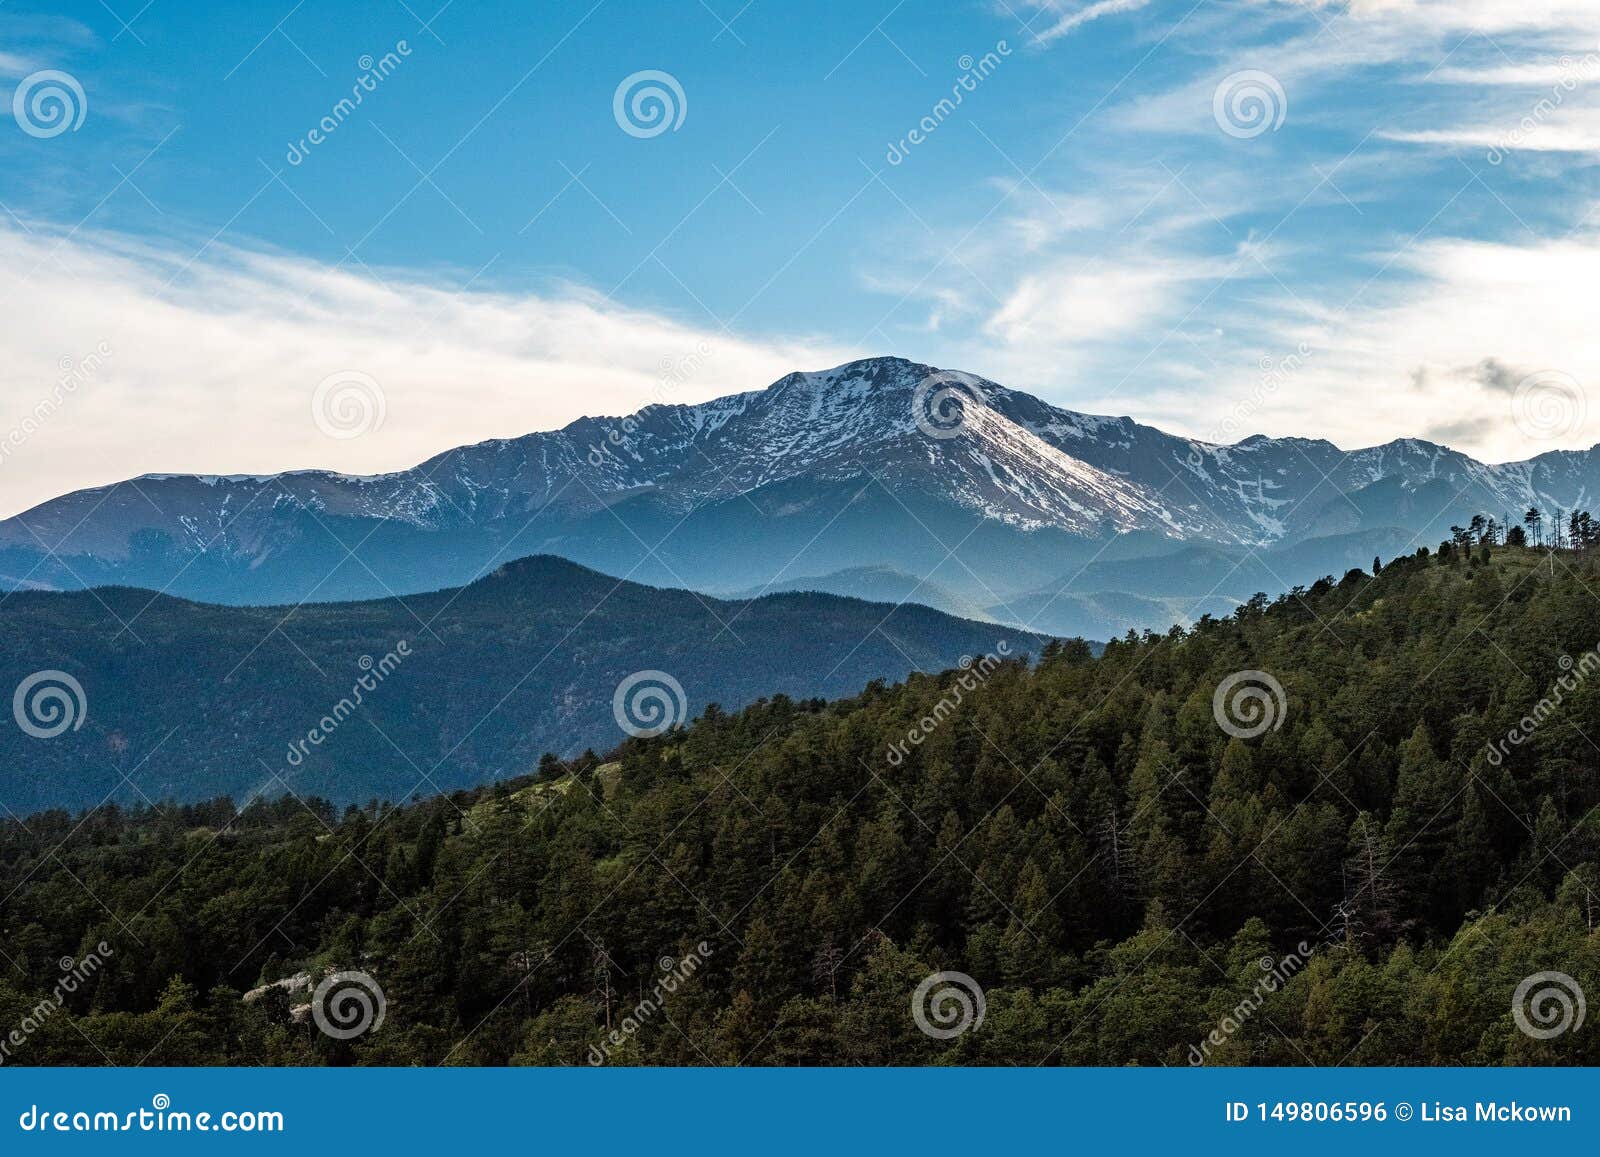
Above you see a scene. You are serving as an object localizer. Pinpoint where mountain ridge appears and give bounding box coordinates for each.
[0,552,1047,813]
[4,356,1594,634]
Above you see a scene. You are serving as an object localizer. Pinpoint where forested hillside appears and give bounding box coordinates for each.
[3,543,1598,1066]
[0,554,1043,812]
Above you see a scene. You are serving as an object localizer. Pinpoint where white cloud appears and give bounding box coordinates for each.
[1274,0,1600,38]
[1429,59,1600,86]
[1385,119,1600,155]
[0,51,40,78]
[1107,0,1600,139]
[1024,0,1153,46]
[1139,228,1600,462]
[983,258,1220,345]
[1380,29,1600,156]
[0,223,857,518]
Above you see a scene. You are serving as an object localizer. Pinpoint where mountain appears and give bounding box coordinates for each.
[4,356,1596,631]
[722,565,998,623]
[0,555,1044,813]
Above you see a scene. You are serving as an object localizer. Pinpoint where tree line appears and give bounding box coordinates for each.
[1446,507,1600,552]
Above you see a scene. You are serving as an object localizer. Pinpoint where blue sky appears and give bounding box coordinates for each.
[1,0,1598,513]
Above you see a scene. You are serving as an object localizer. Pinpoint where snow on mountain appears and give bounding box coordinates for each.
[3,356,1597,606]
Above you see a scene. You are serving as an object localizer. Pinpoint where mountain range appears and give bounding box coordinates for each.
[3,356,1594,638]
[0,554,1042,813]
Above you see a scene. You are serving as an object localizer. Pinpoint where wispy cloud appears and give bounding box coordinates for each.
[1025,0,1153,46]
[0,50,40,78]
[855,0,1600,465]
[1429,59,1600,86]
[1385,120,1600,155]
[982,250,1244,346]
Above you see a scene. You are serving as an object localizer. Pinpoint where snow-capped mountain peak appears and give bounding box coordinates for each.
[5,356,1599,607]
